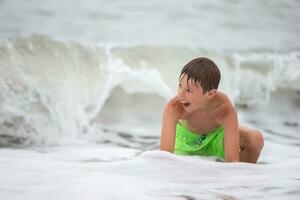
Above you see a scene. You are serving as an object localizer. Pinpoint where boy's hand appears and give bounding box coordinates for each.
[160,96,185,153]
[163,96,186,124]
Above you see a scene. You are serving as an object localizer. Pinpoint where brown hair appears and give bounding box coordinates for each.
[179,57,221,93]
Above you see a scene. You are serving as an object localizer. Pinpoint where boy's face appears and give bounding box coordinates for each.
[177,74,208,113]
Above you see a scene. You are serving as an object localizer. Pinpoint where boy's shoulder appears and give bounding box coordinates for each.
[215,91,233,105]
[211,91,236,121]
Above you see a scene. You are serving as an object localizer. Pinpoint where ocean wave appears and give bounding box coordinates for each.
[0,35,299,146]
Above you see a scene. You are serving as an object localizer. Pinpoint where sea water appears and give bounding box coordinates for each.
[0,0,300,199]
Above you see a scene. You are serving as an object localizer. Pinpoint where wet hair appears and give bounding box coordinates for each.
[179,57,221,93]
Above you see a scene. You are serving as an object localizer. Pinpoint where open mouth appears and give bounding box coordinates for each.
[181,101,191,108]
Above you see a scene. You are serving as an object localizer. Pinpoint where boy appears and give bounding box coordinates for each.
[160,57,264,163]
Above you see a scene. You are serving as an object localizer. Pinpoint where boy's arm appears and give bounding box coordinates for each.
[160,96,184,153]
[160,117,177,153]
[223,106,239,162]
[216,104,239,162]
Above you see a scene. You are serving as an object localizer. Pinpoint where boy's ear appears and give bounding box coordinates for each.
[207,89,217,99]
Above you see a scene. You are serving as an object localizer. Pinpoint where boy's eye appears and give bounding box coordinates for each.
[187,88,192,93]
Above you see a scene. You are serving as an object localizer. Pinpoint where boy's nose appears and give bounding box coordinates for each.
[178,88,185,99]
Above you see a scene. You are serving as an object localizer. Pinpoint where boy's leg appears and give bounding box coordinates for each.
[239,126,264,163]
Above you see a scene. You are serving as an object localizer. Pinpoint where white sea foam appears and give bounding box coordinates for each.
[0,146,299,200]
